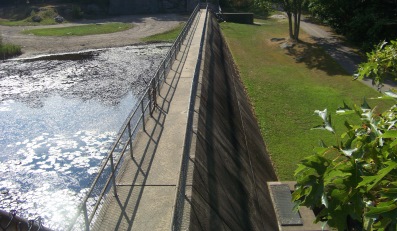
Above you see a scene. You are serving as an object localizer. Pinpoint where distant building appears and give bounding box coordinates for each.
[109,0,199,15]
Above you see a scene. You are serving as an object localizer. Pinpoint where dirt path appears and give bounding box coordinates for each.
[0,13,187,58]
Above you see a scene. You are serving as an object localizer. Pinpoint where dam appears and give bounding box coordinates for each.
[84,5,278,231]
[1,4,280,231]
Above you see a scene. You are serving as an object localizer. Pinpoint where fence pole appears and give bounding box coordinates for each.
[127,121,133,158]
[152,79,157,111]
[149,82,153,117]
[141,100,146,132]
[156,72,161,97]
[83,203,90,231]
[110,153,118,197]
[163,61,166,83]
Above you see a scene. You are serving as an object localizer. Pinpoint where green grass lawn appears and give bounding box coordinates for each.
[0,18,57,26]
[220,19,394,180]
[141,22,185,43]
[22,22,133,36]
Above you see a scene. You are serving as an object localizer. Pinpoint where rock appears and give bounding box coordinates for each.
[271,37,285,42]
[280,42,295,49]
[31,15,42,23]
[54,15,64,23]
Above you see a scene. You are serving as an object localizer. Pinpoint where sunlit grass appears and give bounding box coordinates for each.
[0,43,22,59]
[221,19,393,180]
[22,22,133,36]
[142,22,185,43]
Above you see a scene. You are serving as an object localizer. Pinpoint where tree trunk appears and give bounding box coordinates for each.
[287,12,293,39]
[283,0,303,42]
[293,11,298,40]
[295,0,302,41]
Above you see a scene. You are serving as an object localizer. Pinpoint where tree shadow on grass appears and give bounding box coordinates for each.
[282,38,353,76]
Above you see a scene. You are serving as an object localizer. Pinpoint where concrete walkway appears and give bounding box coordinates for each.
[91,9,207,231]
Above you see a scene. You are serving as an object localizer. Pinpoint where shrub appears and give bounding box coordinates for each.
[0,35,22,59]
[357,40,397,89]
[292,100,397,230]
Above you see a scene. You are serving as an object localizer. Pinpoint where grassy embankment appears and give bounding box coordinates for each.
[141,22,185,43]
[22,23,133,36]
[220,18,394,180]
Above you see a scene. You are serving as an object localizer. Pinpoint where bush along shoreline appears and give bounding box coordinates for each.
[0,36,22,59]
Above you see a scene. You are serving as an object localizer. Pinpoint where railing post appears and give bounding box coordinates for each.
[127,121,133,158]
[163,61,166,83]
[83,203,90,231]
[152,79,157,111]
[110,153,118,197]
[156,72,161,97]
[141,100,146,132]
[149,83,153,117]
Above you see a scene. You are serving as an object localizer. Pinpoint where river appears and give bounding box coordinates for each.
[0,43,170,230]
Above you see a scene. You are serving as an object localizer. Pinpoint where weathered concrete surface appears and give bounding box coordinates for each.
[188,13,279,231]
[91,8,206,231]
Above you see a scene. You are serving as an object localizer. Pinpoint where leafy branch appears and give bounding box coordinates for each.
[292,101,397,231]
[357,40,397,91]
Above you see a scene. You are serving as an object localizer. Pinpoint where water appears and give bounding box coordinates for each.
[0,44,170,230]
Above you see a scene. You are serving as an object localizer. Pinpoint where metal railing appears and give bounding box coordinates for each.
[68,4,201,231]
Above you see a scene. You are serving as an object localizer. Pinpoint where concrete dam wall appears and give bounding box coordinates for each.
[188,13,279,230]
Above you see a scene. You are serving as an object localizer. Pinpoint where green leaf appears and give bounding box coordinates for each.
[365,200,397,216]
[336,101,354,115]
[357,161,397,191]
[361,97,372,111]
[382,187,397,194]
[382,130,397,138]
[389,139,397,148]
[372,217,392,230]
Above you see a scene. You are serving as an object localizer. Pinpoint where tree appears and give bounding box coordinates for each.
[257,0,305,41]
[280,0,304,41]
[306,0,397,50]
[253,0,272,16]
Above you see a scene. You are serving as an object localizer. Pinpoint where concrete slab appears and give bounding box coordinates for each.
[267,181,329,231]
